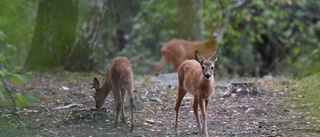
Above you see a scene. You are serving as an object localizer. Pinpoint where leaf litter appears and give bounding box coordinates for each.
[1,72,320,137]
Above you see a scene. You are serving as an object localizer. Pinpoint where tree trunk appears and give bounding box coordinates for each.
[24,0,78,70]
[176,0,203,40]
[65,0,106,71]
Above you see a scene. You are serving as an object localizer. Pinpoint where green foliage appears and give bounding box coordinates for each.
[0,0,38,66]
[0,68,38,108]
[0,30,38,109]
[14,92,39,108]
[1,0,320,77]
[0,69,38,108]
[0,85,4,100]
[0,115,34,137]
[101,0,320,76]
[129,0,178,73]
[201,0,320,77]
[0,0,39,108]
[100,0,179,74]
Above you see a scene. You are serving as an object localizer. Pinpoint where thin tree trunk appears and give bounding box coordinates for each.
[176,0,203,40]
[65,0,106,71]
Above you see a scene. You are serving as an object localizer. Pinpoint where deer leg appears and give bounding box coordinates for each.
[113,88,121,128]
[127,84,135,132]
[120,89,126,123]
[174,86,187,134]
[153,56,169,76]
[200,99,208,137]
[193,95,202,135]
[205,100,208,112]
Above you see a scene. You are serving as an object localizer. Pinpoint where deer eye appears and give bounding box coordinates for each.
[202,66,205,70]
[211,67,214,70]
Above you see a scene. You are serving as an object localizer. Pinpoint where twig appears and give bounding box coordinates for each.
[217,0,251,42]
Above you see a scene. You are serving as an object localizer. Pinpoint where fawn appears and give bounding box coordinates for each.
[92,56,135,131]
[174,49,218,137]
[153,31,218,76]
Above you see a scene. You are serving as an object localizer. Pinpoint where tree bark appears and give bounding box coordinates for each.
[24,0,78,71]
[176,0,203,40]
[65,0,106,71]
[24,0,106,72]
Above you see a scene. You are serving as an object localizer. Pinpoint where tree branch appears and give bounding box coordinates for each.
[217,0,251,42]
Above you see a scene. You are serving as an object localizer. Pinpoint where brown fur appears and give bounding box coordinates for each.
[93,56,135,131]
[174,50,218,137]
[153,32,218,75]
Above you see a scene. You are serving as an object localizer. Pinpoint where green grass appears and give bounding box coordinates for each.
[0,114,34,137]
[293,74,320,121]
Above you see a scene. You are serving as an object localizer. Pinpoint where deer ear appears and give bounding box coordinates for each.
[195,50,205,63]
[93,78,100,89]
[208,49,218,62]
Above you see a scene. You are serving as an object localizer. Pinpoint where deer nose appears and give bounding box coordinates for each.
[205,74,211,79]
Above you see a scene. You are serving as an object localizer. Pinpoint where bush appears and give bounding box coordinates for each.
[0,31,38,109]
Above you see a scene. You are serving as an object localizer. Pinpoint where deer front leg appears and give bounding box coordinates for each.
[200,98,208,137]
[193,95,202,135]
[174,86,187,134]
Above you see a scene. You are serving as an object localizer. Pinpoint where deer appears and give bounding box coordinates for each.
[92,56,135,131]
[174,49,218,137]
[152,30,219,76]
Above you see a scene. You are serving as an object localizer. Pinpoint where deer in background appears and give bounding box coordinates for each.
[174,49,218,137]
[152,30,219,76]
[92,56,135,131]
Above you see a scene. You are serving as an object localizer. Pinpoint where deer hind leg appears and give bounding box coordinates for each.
[127,83,135,131]
[153,55,170,76]
[120,88,126,123]
[200,99,208,137]
[193,95,202,135]
[113,87,121,128]
[174,86,187,134]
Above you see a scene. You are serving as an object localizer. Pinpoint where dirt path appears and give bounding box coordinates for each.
[1,72,319,137]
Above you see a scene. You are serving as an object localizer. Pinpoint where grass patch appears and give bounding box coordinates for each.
[293,74,320,121]
[70,109,109,121]
[0,114,34,137]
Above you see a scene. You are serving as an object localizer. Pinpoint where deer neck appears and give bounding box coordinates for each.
[205,38,218,48]
[197,75,215,99]
[99,78,112,98]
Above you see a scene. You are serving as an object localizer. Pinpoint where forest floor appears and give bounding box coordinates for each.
[1,71,320,137]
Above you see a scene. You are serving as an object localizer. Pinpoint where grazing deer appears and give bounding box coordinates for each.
[153,31,219,76]
[174,49,218,137]
[92,56,135,131]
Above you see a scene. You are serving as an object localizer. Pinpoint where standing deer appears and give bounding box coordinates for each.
[92,56,135,131]
[174,49,218,137]
[153,31,219,76]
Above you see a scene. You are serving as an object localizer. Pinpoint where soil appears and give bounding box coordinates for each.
[1,72,320,137]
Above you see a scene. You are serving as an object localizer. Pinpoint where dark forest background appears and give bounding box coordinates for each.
[1,0,320,78]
